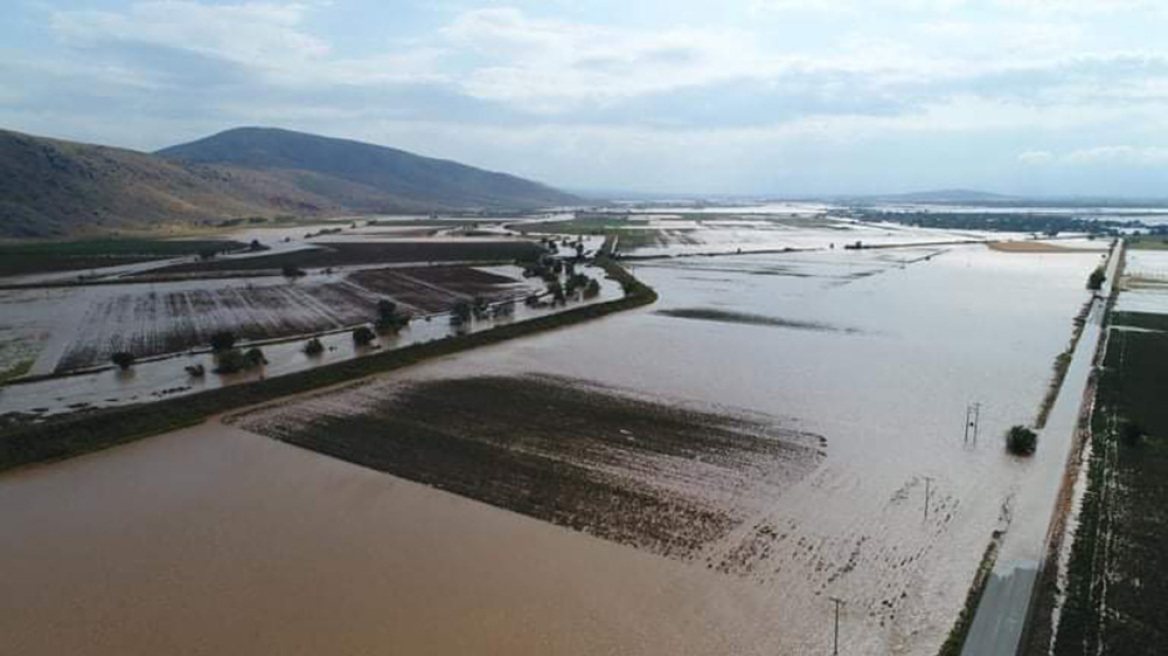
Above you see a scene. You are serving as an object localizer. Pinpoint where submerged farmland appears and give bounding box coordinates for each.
[0,212,1119,656]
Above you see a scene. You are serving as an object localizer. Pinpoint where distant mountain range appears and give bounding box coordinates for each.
[856,189,1021,203]
[0,127,578,237]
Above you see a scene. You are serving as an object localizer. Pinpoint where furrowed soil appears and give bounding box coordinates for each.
[234,374,825,560]
[348,266,521,312]
[1051,315,1168,655]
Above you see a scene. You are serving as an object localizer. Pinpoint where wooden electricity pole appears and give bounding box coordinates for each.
[829,596,845,655]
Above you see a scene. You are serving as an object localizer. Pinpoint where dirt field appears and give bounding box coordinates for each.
[234,374,826,560]
[986,241,1098,253]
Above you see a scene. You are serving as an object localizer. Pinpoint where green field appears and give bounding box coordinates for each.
[0,239,245,276]
[1126,235,1168,250]
[1052,312,1168,655]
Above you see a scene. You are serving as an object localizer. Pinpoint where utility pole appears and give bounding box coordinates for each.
[923,476,934,522]
[829,596,845,655]
[964,402,981,446]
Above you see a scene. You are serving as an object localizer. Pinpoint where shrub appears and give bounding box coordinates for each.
[282,265,307,278]
[209,331,236,352]
[111,351,136,370]
[352,326,376,346]
[303,337,325,356]
[185,364,206,377]
[1006,425,1038,456]
[584,278,602,299]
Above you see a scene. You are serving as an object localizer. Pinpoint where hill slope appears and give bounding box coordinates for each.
[0,129,324,237]
[158,127,577,212]
[0,128,577,237]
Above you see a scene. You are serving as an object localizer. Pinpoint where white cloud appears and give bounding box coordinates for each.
[1064,145,1168,164]
[50,1,446,87]
[1017,145,1168,166]
[1019,150,1055,164]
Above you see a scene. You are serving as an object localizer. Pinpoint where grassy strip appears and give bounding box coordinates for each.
[0,239,244,277]
[1126,235,1168,250]
[1035,299,1092,429]
[0,358,34,384]
[0,257,656,473]
[936,535,1002,656]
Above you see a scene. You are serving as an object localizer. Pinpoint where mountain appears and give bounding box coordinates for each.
[157,127,577,212]
[862,189,1020,203]
[0,127,577,238]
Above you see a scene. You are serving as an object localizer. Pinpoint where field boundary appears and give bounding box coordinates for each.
[0,258,656,474]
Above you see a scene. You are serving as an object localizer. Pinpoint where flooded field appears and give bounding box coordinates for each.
[237,374,825,559]
[50,266,529,372]
[0,217,1109,655]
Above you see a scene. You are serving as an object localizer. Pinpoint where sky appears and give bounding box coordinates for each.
[3,0,1168,197]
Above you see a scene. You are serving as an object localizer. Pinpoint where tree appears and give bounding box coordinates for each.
[209,331,236,352]
[185,364,206,377]
[244,347,267,367]
[283,265,307,278]
[248,239,268,252]
[375,300,410,334]
[493,299,516,318]
[352,325,376,346]
[450,299,473,325]
[377,299,398,320]
[547,280,566,305]
[1006,425,1038,456]
[303,337,325,356]
[472,296,491,320]
[111,351,136,370]
[1087,267,1106,291]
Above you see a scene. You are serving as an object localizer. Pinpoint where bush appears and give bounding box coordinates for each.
[1087,267,1106,291]
[352,326,376,346]
[584,278,602,299]
[303,337,325,356]
[185,364,206,377]
[1006,425,1038,456]
[282,265,307,278]
[111,351,136,370]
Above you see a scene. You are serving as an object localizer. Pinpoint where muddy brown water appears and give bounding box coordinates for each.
[0,422,785,656]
